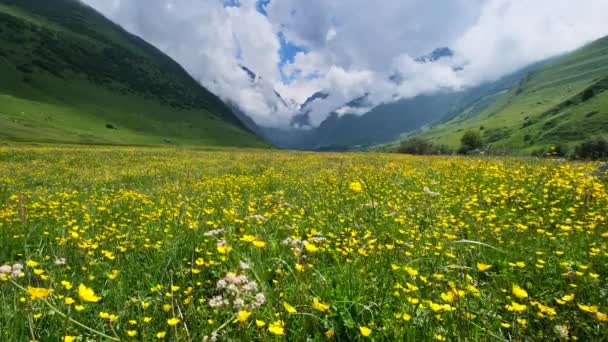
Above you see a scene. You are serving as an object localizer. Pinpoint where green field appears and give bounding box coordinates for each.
[0,0,267,148]
[1,146,607,341]
[418,36,608,153]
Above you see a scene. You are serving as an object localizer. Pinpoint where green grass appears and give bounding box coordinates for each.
[0,0,268,148]
[417,36,608,152]
[0,146,607,340]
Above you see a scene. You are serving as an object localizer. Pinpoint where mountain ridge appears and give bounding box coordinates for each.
[0,0,268,147]
[416,35,608,153]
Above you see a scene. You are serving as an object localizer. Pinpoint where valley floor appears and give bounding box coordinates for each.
[0,146,607,340]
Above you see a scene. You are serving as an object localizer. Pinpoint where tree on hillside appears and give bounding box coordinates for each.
[574,137,608,160]
[458,130,484,154]
[398,138,451,155]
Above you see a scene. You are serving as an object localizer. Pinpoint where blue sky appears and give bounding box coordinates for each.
[225,0,305,84]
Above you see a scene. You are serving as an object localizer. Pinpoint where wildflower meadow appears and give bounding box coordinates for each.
[0,146,606,341]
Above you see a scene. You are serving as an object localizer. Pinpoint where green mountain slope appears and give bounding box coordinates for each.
[418,36,608,152]
[0,0,268,147]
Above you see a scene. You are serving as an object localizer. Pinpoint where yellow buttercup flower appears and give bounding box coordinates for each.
[577,304,599,313]
[312,297,330,312]
[252,240,266,248]
[78,284,101,303]
[505,301,527,312]
[349,181,363,192]
[476,262,492,272]
[27,287,50,299]
[512,284,528,299]
[359,326,372,337]
[268,320,285,335]
[235,310,251,323]
[283,302,297,313]
[167,317,180,326]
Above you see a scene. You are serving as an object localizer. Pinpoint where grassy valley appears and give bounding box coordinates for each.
[416,36,608,154]
[0,0,268,147]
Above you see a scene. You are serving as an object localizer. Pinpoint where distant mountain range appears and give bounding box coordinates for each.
[241,39,607,153]
[2,0,605,152]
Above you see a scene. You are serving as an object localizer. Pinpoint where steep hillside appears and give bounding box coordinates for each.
[0,0,268,147]
[418,36,608,152]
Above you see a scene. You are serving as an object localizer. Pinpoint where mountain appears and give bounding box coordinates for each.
[257,45,552,150]
[417,36,608,152]
[0,0,268,147]
[414,47,454,63]
[263,58,549,150]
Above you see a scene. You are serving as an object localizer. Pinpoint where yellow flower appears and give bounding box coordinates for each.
[63,336,77,342]
[216,245,231,254]
[359,326,372,337]
[476,263,492,272]
[325,329,335,338]
[505,301,527,312]
[500,322,511,328]
[440,291,455,304]
[156,331,167,339]
[26,260,39,267]
[304,243,319,253]
[74,305,85,312]
[107,270,120,280]
[240,235,256,242]
[429,302,443,312]
[78,284,101,303]
[283,302,297,313]
[532,302,557,316]
[577,304,599,313]
[162,304,172,312]
[64,297,75,305]
[61,281,73,290]
[512,284,528,299]
[268,320,285,335]
[99,312,118,321]
[255,320,266,327]
[349,181,363,192]
[167,317,181,326]
[127,330,137,337]
[235,310,251,323]
[252,240,267,248]
[312,298,330,313]
[27,287,50,299]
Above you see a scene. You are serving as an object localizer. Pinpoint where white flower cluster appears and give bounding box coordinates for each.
[0,263,24,280]
[208,271,265,310]
[282,237,304,255]
[204,228,224,237]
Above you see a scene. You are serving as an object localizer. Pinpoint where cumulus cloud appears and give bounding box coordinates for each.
[82,0,608,128]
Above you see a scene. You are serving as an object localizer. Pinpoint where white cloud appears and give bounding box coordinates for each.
[82,0,608,128]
